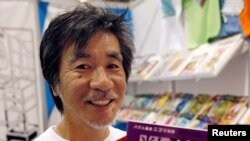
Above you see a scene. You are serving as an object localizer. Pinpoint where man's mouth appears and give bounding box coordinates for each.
[88,99,114,107]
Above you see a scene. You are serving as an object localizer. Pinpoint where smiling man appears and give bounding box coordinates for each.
[35,2,134,141]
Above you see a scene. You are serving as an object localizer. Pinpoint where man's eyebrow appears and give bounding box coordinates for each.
[69,51,123,63]
[107,51,123,62]
[70,52,91,63]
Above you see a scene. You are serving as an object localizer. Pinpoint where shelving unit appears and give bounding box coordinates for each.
[128,35,250,105]
[116,35,250,132]
[0,28,38,141]
[129,35,246,82]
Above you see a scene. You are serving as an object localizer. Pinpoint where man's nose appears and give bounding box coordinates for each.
[90,67,114,91]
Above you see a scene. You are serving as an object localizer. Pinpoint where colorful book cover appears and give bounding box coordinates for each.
[191,95,219,129]
[178,94,212,121]
[138,55,162,79]
[178,45,210,76]
[150,52,178,78]
[160,93,194,119]
[129,110,148,121]
[219,96,248,124]
[174,94,212,128]
[130,55,150,80]
[195,34,244,76]
[155,92,171,111]
[160,51,191,77]
[117,108,133,121]
[142,111,158,123]
[173,117,191,127]
[145,95,160,110]
[208,97,234,124]
[123,94,135,107]
[239,107,250,124]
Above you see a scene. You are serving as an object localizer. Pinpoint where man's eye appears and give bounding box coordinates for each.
[107,64,119,69]
[76,64,91,69]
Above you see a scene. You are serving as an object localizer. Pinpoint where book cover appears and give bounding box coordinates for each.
[117,108,133,121]
[155,92,171,111]
[195,34,244,77]
[130,55,151,81]
[126,120,208,141]
[150,52,178,78]
[190,95,219,129]
[178,44,210,76]
[138,55,162,79]
[239,107,250,124]
[179,94,212,120]
[174,94,212,127]
[160,51,191,78]
[159,93,194,125]
[219,96,248,125]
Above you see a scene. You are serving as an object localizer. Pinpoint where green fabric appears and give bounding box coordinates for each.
[183,0,221,49]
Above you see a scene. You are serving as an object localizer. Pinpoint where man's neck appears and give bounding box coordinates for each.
[54,117,110,141]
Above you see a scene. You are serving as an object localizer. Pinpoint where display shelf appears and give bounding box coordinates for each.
[129,34,245,83]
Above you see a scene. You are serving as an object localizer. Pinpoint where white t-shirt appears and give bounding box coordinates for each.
[33,126,126,141]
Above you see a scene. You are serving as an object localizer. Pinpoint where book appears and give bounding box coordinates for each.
[150,52,178,78]
[191,95,247,129]
[219,96,248,125]
[190,95,219,129]
[178,44,210,76]
[137,55,162,79]
[160,51,191,78]
[174,94,212,127]
[239,107,250,124]
[130,55,151,81]
[159,93,194,125]
[126,120,208,141]
[195,34,244,77]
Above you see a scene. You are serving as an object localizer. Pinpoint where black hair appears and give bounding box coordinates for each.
[40,3,134,113]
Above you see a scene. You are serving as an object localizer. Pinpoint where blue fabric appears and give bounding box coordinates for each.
[39,1,54,118]
[160,0,176,17]
[45,82,54,118]
[108,8,133,31]
[113,121,127,131]
[215,0,242,40]
[38,1,48,34]
[108,8,132,21]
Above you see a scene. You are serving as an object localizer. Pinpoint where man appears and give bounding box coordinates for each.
[35,2,134,141]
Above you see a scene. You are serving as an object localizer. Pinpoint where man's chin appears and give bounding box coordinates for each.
[85,119,114,130]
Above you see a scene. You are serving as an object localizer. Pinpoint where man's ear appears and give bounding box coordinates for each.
[50,85,59,97]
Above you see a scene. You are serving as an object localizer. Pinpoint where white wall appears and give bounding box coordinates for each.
[132,0,161,55]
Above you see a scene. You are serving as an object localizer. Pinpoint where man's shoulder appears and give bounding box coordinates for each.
[33,126,67,141]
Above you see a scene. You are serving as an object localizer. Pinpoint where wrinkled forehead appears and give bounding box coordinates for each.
[62,31,122,62]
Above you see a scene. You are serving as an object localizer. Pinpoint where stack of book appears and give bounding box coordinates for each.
[116,92,248,129]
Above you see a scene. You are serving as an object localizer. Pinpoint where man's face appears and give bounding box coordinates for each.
[56,31,126,129]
